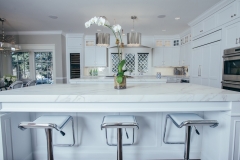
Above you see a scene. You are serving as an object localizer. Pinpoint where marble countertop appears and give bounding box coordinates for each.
[0,83,239,103]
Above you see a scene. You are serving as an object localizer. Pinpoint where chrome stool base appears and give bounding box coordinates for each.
[101,115,139,160]
[19,115,75,160]
[163,113,218,160]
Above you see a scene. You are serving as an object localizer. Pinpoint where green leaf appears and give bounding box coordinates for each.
[117,76,123,84]
[118,60,126,73]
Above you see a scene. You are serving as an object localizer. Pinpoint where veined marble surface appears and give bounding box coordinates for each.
[0,83,239,102]
[69,76,167,83]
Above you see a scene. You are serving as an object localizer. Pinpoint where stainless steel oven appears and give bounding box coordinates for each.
[222,46,240,91]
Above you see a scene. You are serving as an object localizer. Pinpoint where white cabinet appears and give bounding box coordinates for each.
[85,47,107,67]
[180,43,191,66]
[153,47,181,67]
[171,47,180,66]
[216,1,238,27]
[153,48,164,67]
[224,21,240,49]
[190,41,221,88]
[192,22,204,38]
[85,48,96,67]
[67,37,83,48]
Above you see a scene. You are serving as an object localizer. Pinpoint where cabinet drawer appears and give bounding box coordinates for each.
[193,30,221,48]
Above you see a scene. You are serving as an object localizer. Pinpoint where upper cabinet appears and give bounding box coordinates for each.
[84,37,107,67]
[192,14,216,38]
[223,21,240,49]
[67,37,83,48]
[216,1,238,27]
[155,39,180,47]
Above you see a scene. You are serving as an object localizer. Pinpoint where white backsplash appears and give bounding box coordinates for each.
[83,67,187,76]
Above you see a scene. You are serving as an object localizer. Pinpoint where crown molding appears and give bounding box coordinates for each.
[179,28,191,37]
[188,0,234,26]
[153,34,180,39]
[6,30,64,35]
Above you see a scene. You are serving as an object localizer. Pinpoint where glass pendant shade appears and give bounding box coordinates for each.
[96,33,110,47]
[127,32,141,46]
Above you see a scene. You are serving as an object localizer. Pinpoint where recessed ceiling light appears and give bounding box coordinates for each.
[162,30,166,32]
[158,15,166,18]
[49,16,58,19]
[97,29,101,32]
[175,17,180,20]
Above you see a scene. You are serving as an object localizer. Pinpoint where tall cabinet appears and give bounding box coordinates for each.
[191,41,221,88]
[66,34,83,83]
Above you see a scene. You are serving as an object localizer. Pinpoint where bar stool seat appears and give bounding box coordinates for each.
[163,113,218,160]
[19,115,75,160]
[101,115,139,160]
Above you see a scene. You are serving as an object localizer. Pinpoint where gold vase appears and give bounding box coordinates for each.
[114,76,126,89]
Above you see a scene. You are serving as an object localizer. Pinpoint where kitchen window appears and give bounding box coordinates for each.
[12,52,30,79]
[35,52,53,84]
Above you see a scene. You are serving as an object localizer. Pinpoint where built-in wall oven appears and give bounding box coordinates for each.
[222,46,240,92]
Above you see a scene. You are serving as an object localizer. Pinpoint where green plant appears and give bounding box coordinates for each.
[85,16,126,84]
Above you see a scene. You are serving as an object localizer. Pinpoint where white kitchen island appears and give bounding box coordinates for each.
[0,83,240,160]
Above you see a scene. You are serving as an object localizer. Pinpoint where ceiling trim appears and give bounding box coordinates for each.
[188,0,234,26]
[5,30,64,35]
[179,28,191,38]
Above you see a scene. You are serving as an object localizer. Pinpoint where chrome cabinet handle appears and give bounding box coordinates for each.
[236,38,238,44]
[200,30,203,32]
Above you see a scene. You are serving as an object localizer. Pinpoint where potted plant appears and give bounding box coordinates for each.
[85,17,127,89]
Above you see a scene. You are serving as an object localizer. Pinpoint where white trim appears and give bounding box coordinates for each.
[56,77,67,80]
[6,31,63,35]
[188,0,234,26]
[179,28,191,38]
[153,35,180,39]
[66,33,84,37]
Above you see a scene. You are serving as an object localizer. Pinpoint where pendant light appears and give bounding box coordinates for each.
[0,18,21,52]
[95,16,110,47]
[127,16,141,47]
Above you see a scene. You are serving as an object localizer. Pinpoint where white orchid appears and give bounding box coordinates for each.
[97,17,106,26]
[90,17,98,25]
[85,21,91,28]
[112,24,121,32]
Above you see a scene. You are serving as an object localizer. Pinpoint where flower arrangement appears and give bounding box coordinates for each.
[3,75,17,87]
[85,16,127,84]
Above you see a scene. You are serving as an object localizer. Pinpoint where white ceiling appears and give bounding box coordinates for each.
[0,0,222,35]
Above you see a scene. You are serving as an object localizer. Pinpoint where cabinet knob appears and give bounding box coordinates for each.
[231,15,233,18]
[200,30,203,32]
[234,14,236,16]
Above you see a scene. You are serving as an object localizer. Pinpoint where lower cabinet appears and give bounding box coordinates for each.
[191,41,221,88]
[0,113,32,160]
[85,47,107,67]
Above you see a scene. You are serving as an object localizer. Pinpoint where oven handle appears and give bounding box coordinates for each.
[223,53,240,58]
[221,81,240,85]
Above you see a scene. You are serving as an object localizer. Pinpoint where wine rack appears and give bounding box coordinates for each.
[70,53,80,79]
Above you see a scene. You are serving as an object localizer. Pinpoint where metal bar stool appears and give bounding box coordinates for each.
[101,115,139,160]
[18,115,75,160]
[163,113,218,160]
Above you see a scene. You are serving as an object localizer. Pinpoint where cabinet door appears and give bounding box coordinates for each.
[163,48,173,66]
[216,1,237,26]
[224,22,240,49]
[192,22,203,37]
[85,48,96,67]
[203,14,216,33]
[180,45,186,66]
[153,48,164,67]
[67,37,83,48]
[201,45,210,79]
[191,47,202,77]
[191,77,202,85]
[171,47,180,66]
[209,42,221,88]
[185,43,191,66]
[95,47,107,66]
